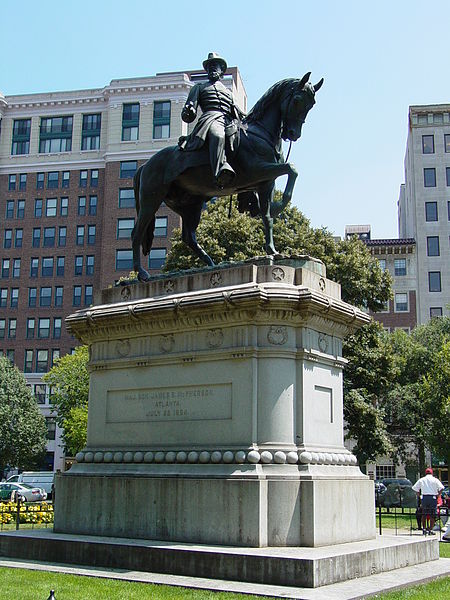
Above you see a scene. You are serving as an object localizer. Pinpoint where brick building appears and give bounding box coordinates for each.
[0,68,247,470]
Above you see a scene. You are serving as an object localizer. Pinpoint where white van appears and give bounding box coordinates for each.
[7,472,54,499]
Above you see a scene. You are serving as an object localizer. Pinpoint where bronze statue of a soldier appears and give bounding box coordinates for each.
[180,52,245,187]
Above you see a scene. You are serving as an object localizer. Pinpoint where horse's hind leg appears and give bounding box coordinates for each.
[180,201,215,266]
[258,181,276,255]
[132,191,166,282]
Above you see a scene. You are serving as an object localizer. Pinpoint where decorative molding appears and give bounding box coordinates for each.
[206,328,224,348]
[271,267,285,281]
[75,448,358,466]
[115,339,131,358]
[210,272,223,287]
[159,334,175,353]
[267,325,288,345]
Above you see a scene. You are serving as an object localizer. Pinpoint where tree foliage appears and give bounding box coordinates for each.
[43,346,89,456]
[164,196,392,311]
[0,357,47,475]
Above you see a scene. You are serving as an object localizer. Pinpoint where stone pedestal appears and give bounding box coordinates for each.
[55,256,375,547]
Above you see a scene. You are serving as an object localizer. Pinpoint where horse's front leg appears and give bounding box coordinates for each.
[251,161,298,218]
[258,182,276,255]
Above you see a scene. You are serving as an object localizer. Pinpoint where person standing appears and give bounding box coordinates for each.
[412,468,444,535]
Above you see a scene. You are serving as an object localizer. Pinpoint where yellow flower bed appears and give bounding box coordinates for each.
[0,501,54,525]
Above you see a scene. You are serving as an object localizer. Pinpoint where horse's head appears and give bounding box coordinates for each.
[281,73,323,142]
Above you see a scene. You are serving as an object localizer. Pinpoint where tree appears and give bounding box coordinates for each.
[0,357,47,476]
[43,346,89,456]
[164,196,391,311]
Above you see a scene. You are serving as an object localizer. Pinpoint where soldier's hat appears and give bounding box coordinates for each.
[203,52,227,73]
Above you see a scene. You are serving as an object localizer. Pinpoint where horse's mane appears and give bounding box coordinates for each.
[245,78,301,124]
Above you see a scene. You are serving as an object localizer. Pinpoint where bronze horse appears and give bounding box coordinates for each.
[132,73,323,281]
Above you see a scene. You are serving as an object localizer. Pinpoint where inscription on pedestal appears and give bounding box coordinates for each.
[106,383,232,423]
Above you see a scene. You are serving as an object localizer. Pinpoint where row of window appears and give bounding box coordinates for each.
[117,217,167,239]
[0,285,93,307]
[424,200,450,221]
[116,248,166,270]
[7,170,98,191]
[423,167,450,187]
[11,102,171,156]
[421,134,450,154]
[1,255,95,279]
[24,349,60,373]
[5,196,97,219]
[0,317,62,340]
[3,224,97,248]
[378,258,408,276]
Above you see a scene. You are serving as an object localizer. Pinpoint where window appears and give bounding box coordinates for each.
[445,134,450,153]
[47,172,59,189]
[62,171,70,188]
[0,289,7,307]
[32,228,41,248]
[74,256,83,275]
[394,259,406,276]
[422,135,434,154]
[122,103,140,141]
[14,229,23,248]
[118,188,135,208]
[58,226,67,247]
[376,465,396,479]
[79,170,88,188]
[28,288,37,307]
[38,318,50,338]
[89,195,97,215]
[0,319,5,339]
[12,119,31,155]
[115,249,133,270]
[36,173,44,189]
[46,198,57,216]
[430,307,443,318]
[4,229,12,249]
[41,257,54,277]
[8,319,17,339]
[85,285,93,306]
[12,259,20,278]
[24,350,33,373]
[117,218,134,239]
[34,199,43,217]
[51,349,60,367]
[19,174,27,191]
[87,225,96,245]
[16,200,25,218]
[40,287,52,307]
[154,216,168,237]
[86,255,95,275]
[6,200,14,219]
[429,271,441,292]
[55,286,63,307]
[90,170,98,187]
[394,293,408,312]
[425,202,438,221]
[427,236,440,256]
[446,167,450,187]
[78,196,86,215]
[1,259,10,278]
[5,350,14,364]
[81,113,101,150]
[34,384,46,404]
[73,285,82,306]
[60,197,68,216]
[10,288,19,308]
[56,257,65,276]
[153,101,171,139]
[43,227,55,247]
[424,168,436,187]
[53,317,62,339]
[76,226,85,245]
[31,264,39,287]
[39,116,73,153]
[27,318,35,338]
[149,248,166,270]
[46,417,57,440]
[36,350,49,373]
[120,161,137,179]
[9,175,16,191]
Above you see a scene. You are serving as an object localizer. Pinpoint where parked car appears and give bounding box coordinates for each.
[375,478,414,508]
[0,482,47,502]
[7,471,54,500]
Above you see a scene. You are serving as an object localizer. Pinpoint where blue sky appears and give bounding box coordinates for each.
[2,0,450,239]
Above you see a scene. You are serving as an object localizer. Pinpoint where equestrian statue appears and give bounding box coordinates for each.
[132,52,323,281]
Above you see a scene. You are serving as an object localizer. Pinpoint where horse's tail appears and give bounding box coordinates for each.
[133,165,144,215]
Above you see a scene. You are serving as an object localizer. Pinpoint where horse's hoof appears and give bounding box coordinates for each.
[266,246,277,256]
[137,268,150,282]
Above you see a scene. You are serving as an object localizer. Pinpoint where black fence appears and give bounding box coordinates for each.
[0,497,53,530]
